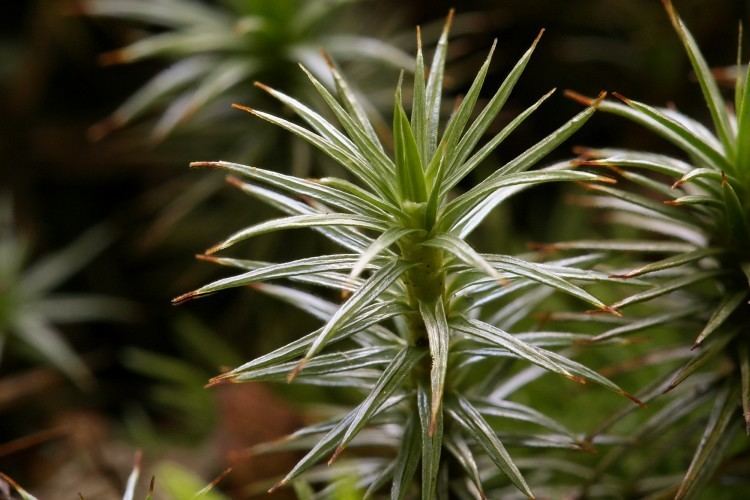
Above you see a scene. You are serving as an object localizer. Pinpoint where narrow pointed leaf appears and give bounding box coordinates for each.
[419,299,451,434]
[663,0,735,154]
[447,395,534,499]
[693,290,748,347]
[335,348,423,456]
[300,261,413,366]
[418,382,443,500]
[390,413,420,500]
[674,384,741,500]
[205,214,384,255]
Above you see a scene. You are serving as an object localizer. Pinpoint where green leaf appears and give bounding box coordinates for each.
[419,299,451,435]
[444,170,607,231]
[203,214,384,255]
[693,290,748,347]
[449,30,544,178]
[453,318,573,379]
[490,105,597,178]
[431,40,496,178]
[736,54,750,174]
[325,56,381,145]
[231,347,397,384]
[298,261,413,370]
[423,11,453,159]
[271,412,356,491]
[192,160,392,218]
[223,180,372,252]
[216,300,405,380]
[596,99,731,172]
[233,104,393,198]
[298,64,395,178]
[611,248,723,278]
[674,384,741,500]
[84,0,228,28]
[351,228,419,279]
[443,88,555,193]
[12,314,91,386]
[422,234,504,283]
[394,77,427,202]
[334,348,424,458]
[612,270,726,310]
[535,239,697,253]
[472,398,574,438]
[418,382,443,500]
[446,395,534,499]
[485,254,610,311]
[663,0,735,155]
[665,331,736,392]
[153,59,255,140]
[411,27,427,162]
[444,433,486,499]
[175,254,371,302]
[390,413,421,500]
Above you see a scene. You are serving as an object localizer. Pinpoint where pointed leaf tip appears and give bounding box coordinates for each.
[534,28,546,45]
[225,175,245,190]
[563,89,596,107]
[287,358,308,383]
[232,103,255,114]
[253,81,273,93]
[268,479,286,494]
[189,161,219,169]
[328,445,345,465]
[172,291,199,305]
[205,373,234,388]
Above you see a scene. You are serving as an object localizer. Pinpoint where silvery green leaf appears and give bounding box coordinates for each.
[204,214,384,255]
[674,384,741,500]
[446,395,533,499]
[418,382,443,500]
[300,261,413,366]
[419,299,451,434]
[335,348,424,459]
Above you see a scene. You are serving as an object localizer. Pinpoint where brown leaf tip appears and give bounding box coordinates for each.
[564,89,595,107]
[328,445,345,465]
[190,161,220,169]
[206,373,235,388]
[172,291,199,305]
[611,92,631,105]
[622,391,645,408]
[232,103,255,114]
[287,358,307,383]
[254,81,273,93]
[533,28,546,46]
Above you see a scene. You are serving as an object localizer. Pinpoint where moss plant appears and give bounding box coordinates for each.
[82,0,410,142]
[550,1,750,497]
[174,13,641,498]
[0,199,130,386]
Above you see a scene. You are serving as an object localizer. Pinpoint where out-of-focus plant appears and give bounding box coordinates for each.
[175,12,642,498]
[548,1,750,497]
[0,198,131,386]
[79,0,412,249]
[122,314,241,442]
[81,0,411,144]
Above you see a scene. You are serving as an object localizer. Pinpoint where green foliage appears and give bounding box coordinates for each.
[176,13,639,498]
[0,198,132,386]
[82,0,410,142]
[553,1,750,497]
